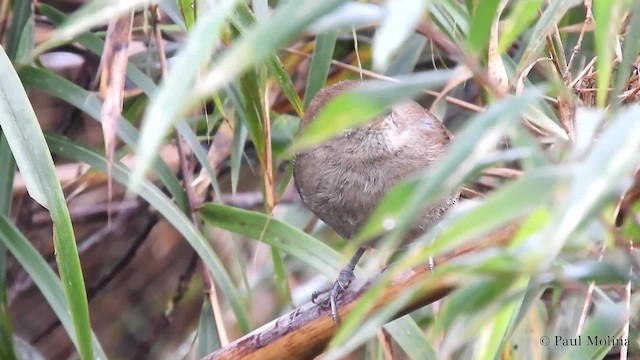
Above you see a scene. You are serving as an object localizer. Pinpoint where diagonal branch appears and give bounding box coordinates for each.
[203,223,520,360]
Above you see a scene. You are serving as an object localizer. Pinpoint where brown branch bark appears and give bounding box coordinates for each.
[203,223,520,360]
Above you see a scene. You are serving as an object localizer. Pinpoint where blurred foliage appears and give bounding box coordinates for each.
[0,0,639,359]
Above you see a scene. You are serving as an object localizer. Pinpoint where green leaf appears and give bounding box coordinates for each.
[198,203,345,277]
[384,317,437,360]
[18,65,189,213]
[130,0,239,193]
[467,0,501,54]
[429,170,563,257]
[0,3,27,355]
[0,45,95,360]
[270,248,293,305]
[612,1,640,112]
[307,3,384,34]
[0,133,16,360]
[238,70,266,165]
[197,0,350,94]
[561,301,628,360]
[179,0,196,29]
[232,2,304,116]
[6,0,32,62]
[230,117,248,194]
[0,214,106,359]
[196,297,221,357]
[45,133,251,333]
[592,0,621,108]
[516,0,573,77]
[428,0,469,39]
[304,31,338,107]
[32,0,151,57]
[539,105,640,265]
[290,70,455,154]
[358,92,542,246]
[37,3,157,97]
[372,0,425,71]
[39,3,223,208]
[385,34,427,77]
[498,0,545,54]
[473,278,529,360]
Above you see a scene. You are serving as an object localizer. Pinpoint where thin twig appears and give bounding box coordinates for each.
[135,252,200,358]
[575,244,605,336]
[283,48,484,113]
[31,207,158,344]
[565,0,593,80]
[415,20,506,98]
[203,223,521,360]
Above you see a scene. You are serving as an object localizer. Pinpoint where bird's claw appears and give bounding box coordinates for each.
[337,267,355,289]
[311,267,357,324]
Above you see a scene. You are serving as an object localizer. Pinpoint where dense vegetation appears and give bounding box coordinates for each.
[0,0,639,359]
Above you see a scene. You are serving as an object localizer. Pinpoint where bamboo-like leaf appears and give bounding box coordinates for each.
[18,65,189,212]
[428,0,469,39]
[384,317,436,360]
[561,301,629,360]
[37,4,157,97]
[0,3,30,357]
[38,3,223,206]
[0,214,107,359]
[593,0,623,108]
[270,248,293,305]
[497,0,545,54]
[539,105,640,264]
[385,34,426,77]
[231,2,304,115]
[32,0,150,57]
[197,0,349,94]
[130,0,239,193]
[466,0,501,54]
[199,203,344,277]
[230,115,248,194]
[0,134,17,360]
[428,170,562,257]
[612,2,640,111]
[238,70,266,165]
[515,0,574,77]
[356,92,542,247]
[179,0,196,29]
[307,3,384,34]
[45,133,251,333]
[289,70,455,154]
[5,0,32,62]
[196,297,221,357]
[372,0,425,72]
[0,46,95,360]
[473,278,528,360]
[304,31,338,107]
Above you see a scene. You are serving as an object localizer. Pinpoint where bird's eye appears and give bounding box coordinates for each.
[420,117,434,129]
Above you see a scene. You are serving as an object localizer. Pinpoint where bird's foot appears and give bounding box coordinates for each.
[312,247,366,324]
[311,266,356,324]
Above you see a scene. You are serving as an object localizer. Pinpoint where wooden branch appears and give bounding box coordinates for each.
[203,223,520,360]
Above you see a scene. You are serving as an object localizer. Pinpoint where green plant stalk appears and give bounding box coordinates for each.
[0,133,16,360]
[0,45,94,359]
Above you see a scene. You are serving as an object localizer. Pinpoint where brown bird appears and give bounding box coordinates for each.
[294,80,460,323]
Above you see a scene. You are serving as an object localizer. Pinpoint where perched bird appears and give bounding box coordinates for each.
[293,80,459,323]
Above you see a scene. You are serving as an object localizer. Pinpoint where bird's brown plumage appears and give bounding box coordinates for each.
[294,80,459,243]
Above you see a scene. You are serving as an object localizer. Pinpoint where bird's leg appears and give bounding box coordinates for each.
[311,247,367,324]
